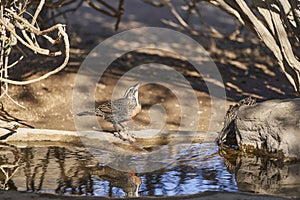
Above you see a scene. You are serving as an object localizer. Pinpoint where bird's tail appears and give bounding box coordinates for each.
[77,110,96,116]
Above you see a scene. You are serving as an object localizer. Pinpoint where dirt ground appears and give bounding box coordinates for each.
[0,1,296,134]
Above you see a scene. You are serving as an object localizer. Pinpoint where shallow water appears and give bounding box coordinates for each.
[0,142,299,198]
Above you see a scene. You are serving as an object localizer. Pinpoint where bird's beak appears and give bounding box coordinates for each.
[133,83,140,90]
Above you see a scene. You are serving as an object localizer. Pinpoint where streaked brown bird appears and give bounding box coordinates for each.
[78,83,141,142]
[88,165,141,197]
[216,96,256,145]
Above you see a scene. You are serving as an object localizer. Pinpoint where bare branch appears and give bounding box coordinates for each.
[0,18,61,56]
[115,0,125,30]
[203,0,300,93]
[0,1,70,108]
[0,25,69,85]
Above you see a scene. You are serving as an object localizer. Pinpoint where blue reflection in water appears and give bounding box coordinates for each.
[138,143,238,196]
[4,141,299,198]
[0,143,238,197]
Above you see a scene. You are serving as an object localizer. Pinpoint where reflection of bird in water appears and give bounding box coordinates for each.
[88,165,141,197]
[78,83,141,142]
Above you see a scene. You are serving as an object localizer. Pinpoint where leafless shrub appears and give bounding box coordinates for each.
[41,0,125,30]
[0,0,70,107]
[144,0,300,95]
[0,0,126,108]
[208,0,300,95]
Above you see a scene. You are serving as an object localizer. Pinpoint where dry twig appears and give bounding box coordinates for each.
[0,1,70,107]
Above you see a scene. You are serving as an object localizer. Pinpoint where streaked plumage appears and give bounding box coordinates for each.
[217,97,256,145]
[78,83,141,142]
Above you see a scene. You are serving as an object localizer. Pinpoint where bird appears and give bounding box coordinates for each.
[88,165,141,197]
[216,96,256,145]
[78,83,141,142]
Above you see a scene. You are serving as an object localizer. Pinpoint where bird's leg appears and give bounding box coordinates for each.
[119,123,131,136]
[112,122,135,143]
[111,121,136,143]
[119,122,135,139]
[119,122,126,131]
[113,123,129,141]
[113,123,123,138]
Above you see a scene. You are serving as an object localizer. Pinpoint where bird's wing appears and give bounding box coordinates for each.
[111,98,129,113]
[96,102,113,116]
[95,98,129,116]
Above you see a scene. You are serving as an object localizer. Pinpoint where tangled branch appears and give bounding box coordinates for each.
[0,0,70,107]
[206,0,300,94]
[42,0,125,30]
[144,0,300,95]
[0,0,126,108]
